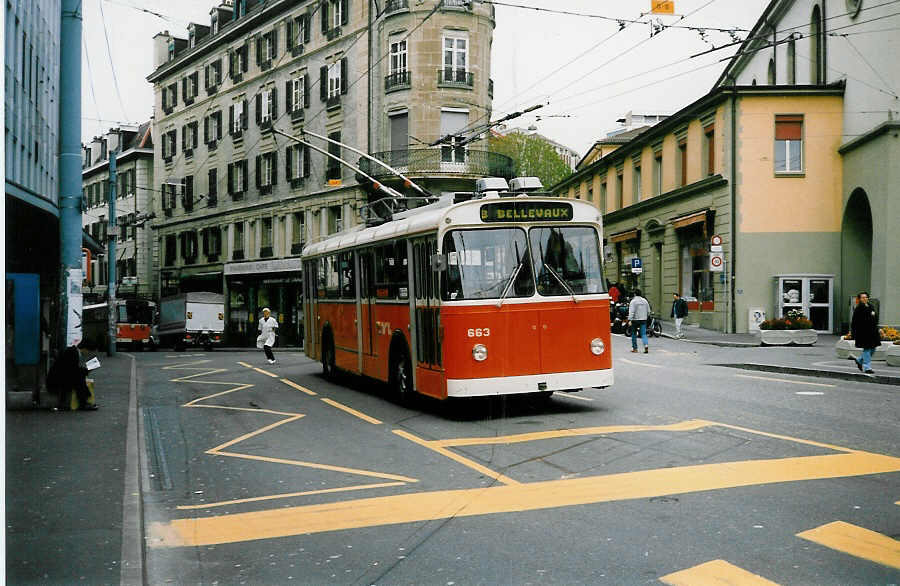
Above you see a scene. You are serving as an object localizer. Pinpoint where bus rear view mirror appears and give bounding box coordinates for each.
[430,253,447,272]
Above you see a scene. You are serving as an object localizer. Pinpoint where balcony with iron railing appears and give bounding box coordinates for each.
[385,70,411,92]
[442,0,471,10]
[384,0,408,14]
[437,68,474,89]
[357,148,514,182]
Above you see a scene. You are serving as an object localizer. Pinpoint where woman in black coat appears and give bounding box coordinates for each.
[850,291,880,374]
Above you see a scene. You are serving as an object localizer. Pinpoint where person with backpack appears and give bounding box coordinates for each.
[670,292,689,339]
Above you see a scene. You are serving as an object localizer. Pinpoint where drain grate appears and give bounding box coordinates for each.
[143,408,173,491]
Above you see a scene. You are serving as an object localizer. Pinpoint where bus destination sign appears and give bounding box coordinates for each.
[480,201,574,222]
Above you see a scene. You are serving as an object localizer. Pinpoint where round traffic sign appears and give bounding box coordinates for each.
[711,234,723,246]
[710,255,723,268]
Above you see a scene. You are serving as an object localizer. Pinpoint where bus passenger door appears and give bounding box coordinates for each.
[412,237,443,398]
[303,259,318,359]
[359,250,376,357]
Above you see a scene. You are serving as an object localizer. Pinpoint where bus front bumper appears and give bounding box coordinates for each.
[446,369,614,398]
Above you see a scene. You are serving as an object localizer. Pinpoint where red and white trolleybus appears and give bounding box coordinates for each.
[302,187,613,401]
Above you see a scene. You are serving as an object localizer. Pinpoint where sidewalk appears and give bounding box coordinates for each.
[658,320,900,386]
[5,351,141,585]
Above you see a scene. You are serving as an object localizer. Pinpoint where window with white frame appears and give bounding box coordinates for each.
[774,114,803,173]
[328,61,341,99]
[288,144,305,179]
[260,87,274,122]
[291,75,304,112]
[292,211,305,247]
[390,39,407,75]
[442,35,467,81]
[439,109,468,164]
[233,100,244,134]
[330,0,342,29]
[259,152,275,187]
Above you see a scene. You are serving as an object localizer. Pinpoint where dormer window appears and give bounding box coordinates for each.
[211,12,218,35]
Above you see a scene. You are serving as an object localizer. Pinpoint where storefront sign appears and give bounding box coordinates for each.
[225,258,303,276]
[480,201,573,222]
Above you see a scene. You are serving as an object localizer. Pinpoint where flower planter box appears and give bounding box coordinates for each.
[835,338,861,359]
[874,341,894,361]
[886,344,900,367]
[759,329,817,346]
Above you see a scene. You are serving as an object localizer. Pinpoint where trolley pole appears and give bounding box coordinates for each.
[107,151,118,356]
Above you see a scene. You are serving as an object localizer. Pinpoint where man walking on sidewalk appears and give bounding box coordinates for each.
[628,288,651,353]
[670,292,688,339]
[851,291,879,374]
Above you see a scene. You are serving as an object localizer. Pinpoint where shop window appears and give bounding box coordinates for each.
[679,230,714,309]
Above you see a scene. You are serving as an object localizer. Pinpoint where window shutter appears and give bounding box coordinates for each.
[256,155,262,188]
[243,99,249,129]
[285,80,292,112]
[775,115,803,140]
[271,153,278,185]
[304,75,310,107]
[341,0,349,26]
[242,45,249,72]
[340,57,348,94]
[272,29,278,58]
[229,104,234,134]
[204,64,209,88]
[182,77,187,99]
[227,51,234,78]
[320,66,328,101]
[256,37,262,65]
[286,18,293,49]
[227,163,234,195]
[192,123,198,147]
[255,93,262,125]
[286,145,293,180]
[173,82,178,104]
[271,87,278,118]
[303,13,311,43]
[242,160,249,192]
[192,72,198,92]
[321,2,328,33]
[216,112,223,139]
[181,126,186,150]
[303,145,310,177]
[204,116,209,143]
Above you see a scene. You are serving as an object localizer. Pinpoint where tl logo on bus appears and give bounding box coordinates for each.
[481,201,573,222]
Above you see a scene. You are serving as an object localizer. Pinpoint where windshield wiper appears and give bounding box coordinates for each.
[542,263,579,304]
[497,242,526,308]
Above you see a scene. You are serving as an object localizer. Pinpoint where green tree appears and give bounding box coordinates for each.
[489,132,572,189]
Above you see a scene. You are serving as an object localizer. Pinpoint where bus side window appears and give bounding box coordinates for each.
[394,240,409,299]
[339,251,355,299]
[325,255,340,298]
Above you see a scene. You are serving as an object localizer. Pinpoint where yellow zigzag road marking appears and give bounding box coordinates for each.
[660,559,780,585]
[158,360,418,509]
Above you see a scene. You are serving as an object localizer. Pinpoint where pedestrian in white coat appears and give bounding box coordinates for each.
[257,307,279,364]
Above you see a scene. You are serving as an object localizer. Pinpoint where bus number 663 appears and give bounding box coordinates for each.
[467,328,490,338]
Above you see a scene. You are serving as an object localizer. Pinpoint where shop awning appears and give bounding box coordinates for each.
[671,210,708,230]
[609,229,640,243]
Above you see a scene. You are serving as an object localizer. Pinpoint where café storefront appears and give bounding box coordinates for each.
[224,258,304,348]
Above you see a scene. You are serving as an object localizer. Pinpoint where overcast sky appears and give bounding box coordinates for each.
[80,0,769,157]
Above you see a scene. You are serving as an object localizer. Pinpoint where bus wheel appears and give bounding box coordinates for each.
[391,349,413,405]
[322,336,337,380]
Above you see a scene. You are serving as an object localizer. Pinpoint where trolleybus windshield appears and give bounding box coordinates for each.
[440,225,604,301]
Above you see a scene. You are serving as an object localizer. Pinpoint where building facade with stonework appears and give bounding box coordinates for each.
[146,0,509,346]
[553,0,898,334]
[81,123,155,301]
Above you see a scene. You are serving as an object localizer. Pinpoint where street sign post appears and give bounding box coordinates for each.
[710,252,725,272]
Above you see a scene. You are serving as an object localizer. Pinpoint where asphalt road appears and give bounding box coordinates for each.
[136,334,900,585]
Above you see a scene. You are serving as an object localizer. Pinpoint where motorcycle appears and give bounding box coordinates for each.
[610,298,630,334]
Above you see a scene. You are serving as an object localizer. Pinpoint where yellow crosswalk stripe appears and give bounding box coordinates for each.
[660,559,780,585]
[797,521,900,570]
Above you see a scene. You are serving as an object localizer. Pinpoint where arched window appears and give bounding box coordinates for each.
[810,5,824,84]
[767,58,776,84]
[787,37,796,84]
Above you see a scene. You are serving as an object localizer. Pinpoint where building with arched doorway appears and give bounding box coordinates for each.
[553,0,898,333]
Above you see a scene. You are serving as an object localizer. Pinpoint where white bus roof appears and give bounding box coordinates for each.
[302,197,602,258]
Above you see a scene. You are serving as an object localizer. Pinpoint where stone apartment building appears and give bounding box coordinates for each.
[81,122,155,301]
[146,0,507,346]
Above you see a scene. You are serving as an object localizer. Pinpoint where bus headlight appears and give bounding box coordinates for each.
[472,344,488,362]
[590,338,605,355]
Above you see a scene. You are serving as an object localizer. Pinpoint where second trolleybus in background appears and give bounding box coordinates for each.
[302,178,613,402]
